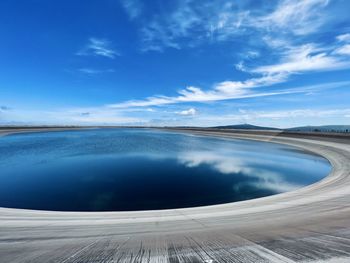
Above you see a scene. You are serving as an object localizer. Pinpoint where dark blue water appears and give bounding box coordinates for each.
[0,129,330,211]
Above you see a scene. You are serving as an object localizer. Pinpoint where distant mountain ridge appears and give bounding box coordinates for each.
[212,124,350,133]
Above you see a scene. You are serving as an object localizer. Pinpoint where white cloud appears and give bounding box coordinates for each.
[119,0,142,20]
[337,33,350,42]
[135,0,331,52]
[254,44,350,74]
[139,1,248,52]
[177,108,197,116]
[77,38,120,59]
[109,73,290,108]
[108,36,350,108]
[257,0,329,35]
[235,61,247,72]
[12,1,345,127]
[334,44,350,56]
[334,35,350,54]
[101,0,350,110]
[245,51,260,59]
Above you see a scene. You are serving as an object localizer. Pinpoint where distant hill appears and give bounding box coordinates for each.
[212,124,281,130]
[286,125,350,133]
[211,124,350,133]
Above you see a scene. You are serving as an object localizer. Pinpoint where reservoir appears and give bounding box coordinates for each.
[0,129,331,211]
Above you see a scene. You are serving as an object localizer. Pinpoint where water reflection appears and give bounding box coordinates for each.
[0,129,331,211]
[178,151,301,193]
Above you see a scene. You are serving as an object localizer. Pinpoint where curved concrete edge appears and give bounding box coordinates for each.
[0,129,349,226]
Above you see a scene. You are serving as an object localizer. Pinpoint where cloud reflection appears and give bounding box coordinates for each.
[178,152,301,193]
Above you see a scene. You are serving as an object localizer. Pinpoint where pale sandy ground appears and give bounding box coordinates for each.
[0,128,350,262]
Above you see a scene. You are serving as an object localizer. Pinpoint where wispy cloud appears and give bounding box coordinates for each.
[110,4,350,108]
[102,0,350,110]
[139,1,244,52]
[336,33,350,42]
[334,44,350,56]
[254,44,350,74]
[108,79,349,109]
[4,1,349,127]
[78,68,115,74]
[256,0,329,35]
[109,53,350,108]
[119,0,142,20]
[333,33,350,55]
[108,73,289,108]
[133,0,331,52]
[77,38,120,59]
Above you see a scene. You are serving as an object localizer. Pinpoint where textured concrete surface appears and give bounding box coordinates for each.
[1,129,350,262]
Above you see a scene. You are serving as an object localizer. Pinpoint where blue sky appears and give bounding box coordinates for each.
[0,0,350,127]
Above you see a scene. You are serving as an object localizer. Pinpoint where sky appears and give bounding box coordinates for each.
[0,0,350,128]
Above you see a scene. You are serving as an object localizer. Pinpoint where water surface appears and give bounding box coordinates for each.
[0,129,330,211]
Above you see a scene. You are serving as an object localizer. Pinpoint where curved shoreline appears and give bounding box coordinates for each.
[1,128,350,262]
[0,128,332,214]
